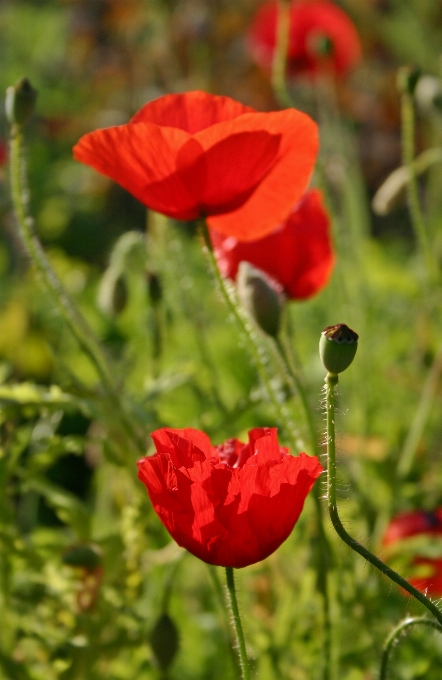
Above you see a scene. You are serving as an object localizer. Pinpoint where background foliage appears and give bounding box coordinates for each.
[2,0,442,678]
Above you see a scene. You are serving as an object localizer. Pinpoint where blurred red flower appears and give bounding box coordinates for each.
[138,427,322,568]
[0,139,8,168]
[383,509,442,596]
[210,189,334,300]
[73,90,318,242]
[247,0,362,79]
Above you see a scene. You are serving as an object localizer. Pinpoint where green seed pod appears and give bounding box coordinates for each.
[5,77,38,127]
[63,544,102,571]
[150,613,179,672]
[319,323,358,375]
[237,261,284,338]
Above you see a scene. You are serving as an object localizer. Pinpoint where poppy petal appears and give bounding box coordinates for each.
[130,90,255,133]
[206,108,318,240]
[73,123,201,220]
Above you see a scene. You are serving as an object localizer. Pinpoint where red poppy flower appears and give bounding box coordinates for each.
[73,90,318,241]
[210,189,334,300]
[383,509,442,596]
[247,0,362,78]
[138,427,322,568]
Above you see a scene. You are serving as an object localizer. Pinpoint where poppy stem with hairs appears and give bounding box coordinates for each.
[324,372,442,627]
[274,335,332,680]
[399,69,436,283]
[199,219,304,451]
[9,123,144,459]
[379,616,442,680]
[225,567,250,680]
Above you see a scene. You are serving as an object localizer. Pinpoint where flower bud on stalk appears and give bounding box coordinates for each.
[5,77,38,128]
[319,323,358,375]
[237,261,284,338]
[150,613,179,672]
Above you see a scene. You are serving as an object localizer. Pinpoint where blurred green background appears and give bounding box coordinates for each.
[2,1,442,679]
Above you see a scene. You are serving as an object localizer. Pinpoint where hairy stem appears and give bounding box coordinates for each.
[225,567,250,680]
[325,372,442,626]
[401,92,436,280]
[274,335,332,680]
[9,125,143,456]
[380,616,442,680]
[200,220,304,450]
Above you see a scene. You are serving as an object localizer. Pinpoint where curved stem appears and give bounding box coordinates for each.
[225,567,250,680]
[380,616,442,680]
[325,372,442,627]
[200,220,304,451]
[401,92,436,280]
[9,126,144,455]
[271,0,295,108]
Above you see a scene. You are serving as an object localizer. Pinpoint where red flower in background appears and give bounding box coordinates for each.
[247,0,362,79]
[138,427,322,568]
[210,189,334,300]
[383,509,442,596]
[74,90,318,242]
[0,139,8,168]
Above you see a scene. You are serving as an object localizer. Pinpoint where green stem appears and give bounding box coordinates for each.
[274,335,332,680]
[200,220,304,451]
[225,567,250,680]
[271,0,295,108]
[401,92,436,280]
[207,565,240,676]
[380,616,442,680]
[9,126,143,455]
[397,340,442,478]
[325,372,442,626]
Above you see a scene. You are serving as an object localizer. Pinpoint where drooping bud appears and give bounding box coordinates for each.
[397,66,421,97]
[63,544,102,572]
[319,323,358,375]
[147,271,162,306]
[5,77,38,127]
[150,613,179,672]
[237,261,284,338]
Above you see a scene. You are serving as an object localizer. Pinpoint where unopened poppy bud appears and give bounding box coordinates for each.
[150,613,179,672]
[319,323,358,375]
[397,66,421,97]
[63,544,102,571]
[147,271,162,306]
[5,77,38,127]
[237,261,284,337]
